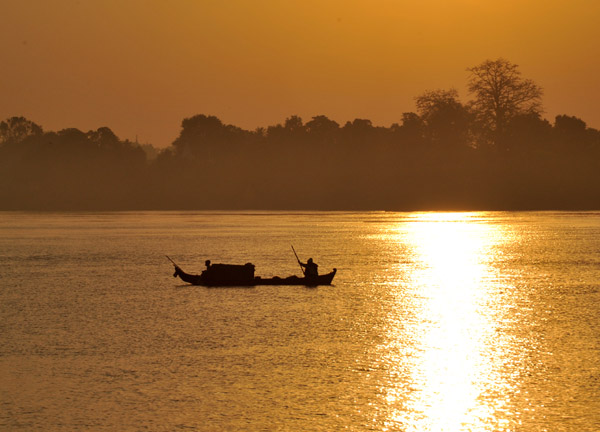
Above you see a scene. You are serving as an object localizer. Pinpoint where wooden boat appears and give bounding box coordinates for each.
[170,259,336,287]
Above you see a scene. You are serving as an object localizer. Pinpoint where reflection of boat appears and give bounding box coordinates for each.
[169,258,336,287]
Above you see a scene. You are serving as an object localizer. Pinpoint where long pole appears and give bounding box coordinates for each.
[291,245,305,276]
[166,255,179,267]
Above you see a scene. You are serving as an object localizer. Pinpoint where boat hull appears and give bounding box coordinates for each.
[173,266,336,287]
[256,269,337,286]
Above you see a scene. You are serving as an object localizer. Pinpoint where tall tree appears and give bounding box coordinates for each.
[467,58,543,138]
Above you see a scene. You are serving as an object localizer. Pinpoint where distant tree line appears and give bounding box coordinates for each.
[1,58,599,210]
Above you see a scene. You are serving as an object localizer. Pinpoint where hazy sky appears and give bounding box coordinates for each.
[2,0,599,147]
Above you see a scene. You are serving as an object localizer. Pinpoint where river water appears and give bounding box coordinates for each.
[1,211,599,431]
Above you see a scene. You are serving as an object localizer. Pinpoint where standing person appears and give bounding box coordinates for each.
[300,258,319,279]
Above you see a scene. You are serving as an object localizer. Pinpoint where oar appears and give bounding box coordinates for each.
[291,245,305,276]
[166,255,179,268]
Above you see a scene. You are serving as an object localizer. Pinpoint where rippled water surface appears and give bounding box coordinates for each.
[1,211,599,431]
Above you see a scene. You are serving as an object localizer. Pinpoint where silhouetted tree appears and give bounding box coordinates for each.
[284,115,305,134]
[414,89,472,148]
[0,116,43,145]
[305,115,339,136]
[396,112,424,143]
[341,118,379,153]
[172,114,224,158]
[87,126,120,148]
[343,118,372,130]
[502,112,552,153]
[553,115,599,155]
[554,114,586,133]
[554,114,587,145]
[467,58,543,143]
[304,115,340,153]
[254,127,266,138]
[400,112,423,130]
[171,114,249,161]
[264,116,306,145]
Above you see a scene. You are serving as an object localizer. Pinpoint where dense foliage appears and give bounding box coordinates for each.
[1,59,599,210]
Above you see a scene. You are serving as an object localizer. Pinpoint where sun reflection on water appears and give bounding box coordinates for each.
[379,212,513,431]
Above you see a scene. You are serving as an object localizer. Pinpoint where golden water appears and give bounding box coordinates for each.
[1,211,599,431]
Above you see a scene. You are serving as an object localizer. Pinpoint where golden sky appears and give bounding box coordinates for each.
[2,0,599,147]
